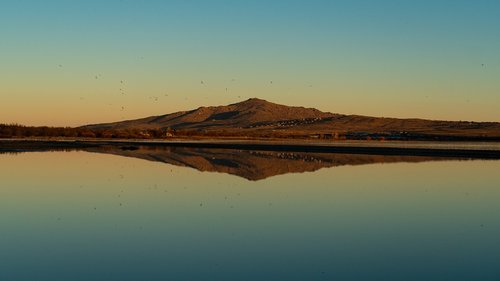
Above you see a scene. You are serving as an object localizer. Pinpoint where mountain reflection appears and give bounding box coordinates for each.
[80,146,456,181]
[1,144,463,180]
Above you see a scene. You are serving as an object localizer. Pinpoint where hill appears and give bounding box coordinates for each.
[82,98,500,140]
[84,98,335,130]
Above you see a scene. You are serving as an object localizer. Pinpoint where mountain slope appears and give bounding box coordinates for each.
[84,98,337,130]
[82,98,500,139]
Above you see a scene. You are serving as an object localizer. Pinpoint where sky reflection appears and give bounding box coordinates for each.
[0,151,499,280]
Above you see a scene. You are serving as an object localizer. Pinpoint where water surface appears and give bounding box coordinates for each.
[1,149,499,281]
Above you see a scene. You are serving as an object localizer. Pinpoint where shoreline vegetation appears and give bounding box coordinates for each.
[2,123,500,142]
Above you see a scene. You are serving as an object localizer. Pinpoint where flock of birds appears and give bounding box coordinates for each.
[56,61,489,115]
[73,72,276,115]
[68,69,250,114]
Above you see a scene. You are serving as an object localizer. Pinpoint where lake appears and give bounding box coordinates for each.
[1,147,499,281]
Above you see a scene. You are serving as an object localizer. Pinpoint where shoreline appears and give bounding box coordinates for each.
[2,138,500,159]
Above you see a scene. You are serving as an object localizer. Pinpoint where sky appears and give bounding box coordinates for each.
[1,0,499,127]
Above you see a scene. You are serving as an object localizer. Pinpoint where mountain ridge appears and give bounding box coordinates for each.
[82,98,500,139]
[83,98,338,129]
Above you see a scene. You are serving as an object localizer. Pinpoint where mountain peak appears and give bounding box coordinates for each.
[232,98,271,106]
[246,98,268,103]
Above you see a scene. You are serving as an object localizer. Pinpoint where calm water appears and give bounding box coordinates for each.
[1,148,499,281]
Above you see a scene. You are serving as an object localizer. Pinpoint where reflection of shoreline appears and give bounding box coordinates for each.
[0,142,474,181]
[1,139,500,159]
[0,140,99,153]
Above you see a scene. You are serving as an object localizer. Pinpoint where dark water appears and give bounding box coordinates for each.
[1,148,499,281]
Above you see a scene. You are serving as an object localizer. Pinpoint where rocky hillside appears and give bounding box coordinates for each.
[82,98,500,139]
[83,98,336,131]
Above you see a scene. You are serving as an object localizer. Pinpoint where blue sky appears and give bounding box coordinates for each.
[1,0,499,126]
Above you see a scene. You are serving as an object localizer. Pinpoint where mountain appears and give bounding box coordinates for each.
[82,98,500,139]
[84,98,336,130]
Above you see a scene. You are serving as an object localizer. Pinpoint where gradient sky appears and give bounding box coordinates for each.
[1,0,499,126]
